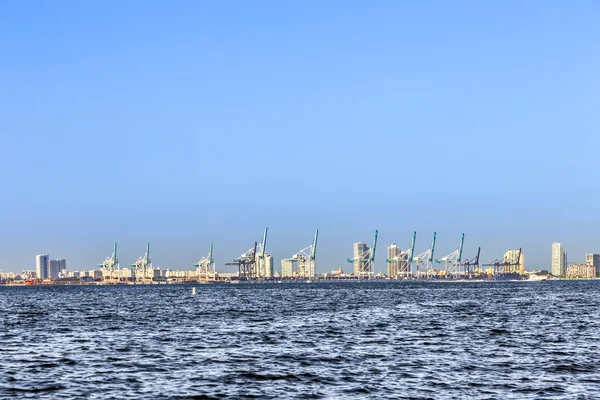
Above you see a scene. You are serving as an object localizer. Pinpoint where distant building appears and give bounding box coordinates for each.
[49,259,59,279]
[504,249,525,275]
[281,259,294,278]
[35,254,49,280]
[566,263,595,279]
[586,254,600,276]
[257,253,274,278]
[387,244,401,277]
[58,259,67,273]
[551,243,566,277]
[297,257,315,278]
[353,242,369,276]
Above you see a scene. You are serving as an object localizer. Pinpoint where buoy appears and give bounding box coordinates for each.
[192,287,197,295]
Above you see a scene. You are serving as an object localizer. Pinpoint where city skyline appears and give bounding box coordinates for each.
[2,234,597,275]
[1,2,599,273]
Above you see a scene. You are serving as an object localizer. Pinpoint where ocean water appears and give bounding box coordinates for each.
[1,281,599,399]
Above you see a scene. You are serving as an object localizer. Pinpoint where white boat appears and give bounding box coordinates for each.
[528,274,547,282]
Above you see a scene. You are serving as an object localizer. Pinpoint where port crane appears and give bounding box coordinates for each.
[501,248,522,274]
[225,228,268,280]
[283,229,319,278]
[482,248,521,277]
[386,231,415,277]
[435,233,465,277]
[194,242,216,283]
[461,247,481,276]
[347,230,378,278]
[99,242,120,282]
[412,232,436,277]
[131,242,152,283]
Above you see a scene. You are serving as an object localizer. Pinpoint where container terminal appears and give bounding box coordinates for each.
[0,228,539,286]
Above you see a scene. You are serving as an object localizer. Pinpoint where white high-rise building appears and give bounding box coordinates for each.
[353,242,369,276]
[552,243,566,277]
[586,254,600,277]
[387,244,401,277]
[257,253,274,278]
[48,259,60,279]
[504,250,525,275]
[281,259,294,278]
[35,254,49,280]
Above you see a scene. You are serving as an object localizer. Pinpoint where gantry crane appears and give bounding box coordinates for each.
[412,232,436,277]
[482,248,521,277]
[347,230,378,278]
[225,228,268,280]
[436,233,465,277]
[131,242,152,283]
[99,242,119,283]
[283,229,319,279]
[194,242,216,283]
[461,247,481,276]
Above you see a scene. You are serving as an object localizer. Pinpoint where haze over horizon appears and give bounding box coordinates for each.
[1,1,599,273]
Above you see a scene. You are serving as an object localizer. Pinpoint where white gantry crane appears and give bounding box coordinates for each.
[283,229,319,279]
[436,233,465,277]
[131,242,152,283]
[194,242,216,283]
[226,228,268,280]
[412,232,436,277]
[99,242,120,283]
[347,230,378,278]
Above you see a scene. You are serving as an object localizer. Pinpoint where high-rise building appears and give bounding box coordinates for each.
[551,243,565,277]
[586,254,600,277]
[35,254,49,280]
[58,258,67,273]
[48,259,60,279]
[353,242,369,276]
[258,253,274,278]
[281,259,294,278]
[504,249,525,275]
[387,244,401,277]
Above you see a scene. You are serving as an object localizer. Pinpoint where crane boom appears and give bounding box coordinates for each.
[146,242,150,265]
[409,232,416,263]
[370,230,378,262]
[311,229,319,260]
[428,232,437,262]
[261,228,268,260]
[458,233,465,262]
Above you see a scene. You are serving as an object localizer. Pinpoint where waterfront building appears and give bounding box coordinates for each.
[281,259,294,278]
[257,253,274,278]
[586,253,600,276]
[58,259,67,274]
[353,242,369,275]
[297,256,315,278]
[551,243,566,277]
[35,254,49,280]
[0,272,16,280]
[48,259,62,279]
[504,249,525,275]
[387,244,401,277]
[566,263,595,279]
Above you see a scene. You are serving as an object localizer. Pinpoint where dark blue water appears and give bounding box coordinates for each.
[1,281,599,399]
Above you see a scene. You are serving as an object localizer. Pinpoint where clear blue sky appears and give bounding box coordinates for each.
[1,1,599,273]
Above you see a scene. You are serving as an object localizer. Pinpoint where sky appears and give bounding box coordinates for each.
[0,1,599,273]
